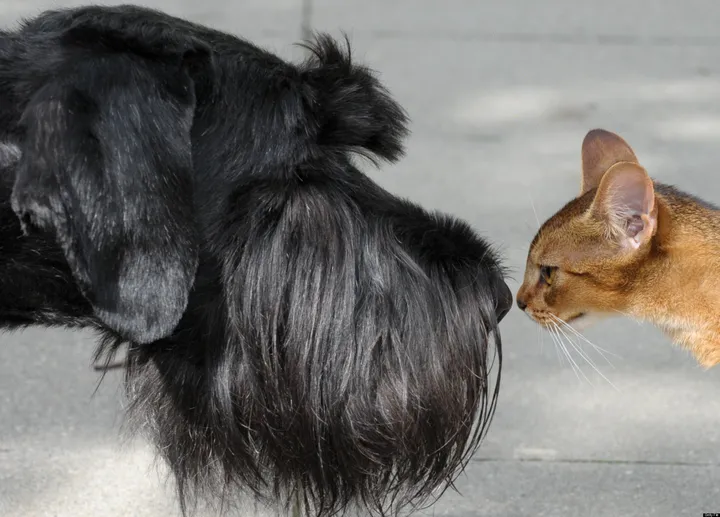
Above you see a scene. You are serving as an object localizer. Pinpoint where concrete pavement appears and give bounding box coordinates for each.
[1,1,720,516]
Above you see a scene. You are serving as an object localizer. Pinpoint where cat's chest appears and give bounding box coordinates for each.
[658,320,720,367]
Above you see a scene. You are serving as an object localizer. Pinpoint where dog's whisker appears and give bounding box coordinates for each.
[93,359,127,371]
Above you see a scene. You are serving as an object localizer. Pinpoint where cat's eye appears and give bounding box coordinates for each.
[539,266,557,286]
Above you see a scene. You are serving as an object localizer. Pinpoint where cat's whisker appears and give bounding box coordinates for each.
[546,324,565,366]
[528,191,541,229]
[556,324,598,371]
[537,325,544,354]
[554,323,621,391]
[551,323,594,386]
[567,338,621,391]
[549,314,621,363]
[550,323,591,385]
[547,324,570,371]
[551,314,620,391]
[561,328,617,370]
[547,324,564,366]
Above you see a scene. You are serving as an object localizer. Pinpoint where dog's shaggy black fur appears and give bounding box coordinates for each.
[0,5,512,516]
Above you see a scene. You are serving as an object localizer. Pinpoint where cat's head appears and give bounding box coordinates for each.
[516,129,658,329]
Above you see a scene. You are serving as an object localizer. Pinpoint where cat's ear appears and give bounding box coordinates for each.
[590,162,657,250]
[581,129,639,195]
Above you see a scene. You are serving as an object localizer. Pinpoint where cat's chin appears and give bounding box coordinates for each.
[565,312,604,331]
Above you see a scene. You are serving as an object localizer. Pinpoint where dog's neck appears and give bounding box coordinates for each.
[0,172,94,329]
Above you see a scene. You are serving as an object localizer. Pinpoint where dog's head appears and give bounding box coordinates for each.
[4,7,512,517]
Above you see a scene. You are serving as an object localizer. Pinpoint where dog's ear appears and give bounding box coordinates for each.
[300,34,409,165]
[11,32,208,343]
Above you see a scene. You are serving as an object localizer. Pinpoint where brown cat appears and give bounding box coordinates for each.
[516,129,720,368]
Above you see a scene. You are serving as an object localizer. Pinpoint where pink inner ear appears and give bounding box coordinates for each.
[611,172,650,215]
[592,162,655,242]
[626,215,644,238]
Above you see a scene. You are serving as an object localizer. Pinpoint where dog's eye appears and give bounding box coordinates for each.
[539,266,557,286]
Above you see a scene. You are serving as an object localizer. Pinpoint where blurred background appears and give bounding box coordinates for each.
[1,1,720,516]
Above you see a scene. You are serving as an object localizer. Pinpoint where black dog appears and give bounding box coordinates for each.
[0,5,512,516]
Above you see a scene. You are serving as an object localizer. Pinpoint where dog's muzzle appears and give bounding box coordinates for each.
[494,276,513,323]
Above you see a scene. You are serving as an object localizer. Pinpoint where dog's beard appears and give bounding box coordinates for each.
[106,187,504,517]
[0,9,508,517]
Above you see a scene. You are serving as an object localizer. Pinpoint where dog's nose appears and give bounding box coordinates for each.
[494,277,513,323]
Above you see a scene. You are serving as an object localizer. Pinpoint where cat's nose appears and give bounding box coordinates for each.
[516,296,527,312]
[494,276,513,323]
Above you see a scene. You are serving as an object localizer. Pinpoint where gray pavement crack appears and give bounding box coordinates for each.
[472,457,720,467]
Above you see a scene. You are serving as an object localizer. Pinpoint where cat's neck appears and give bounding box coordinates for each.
[629,189,720,366]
